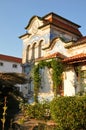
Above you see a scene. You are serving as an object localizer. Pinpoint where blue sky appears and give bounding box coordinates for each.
[0,0,86,58]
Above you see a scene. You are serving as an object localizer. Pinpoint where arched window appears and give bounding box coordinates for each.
[38,40,45,57]
[38,41,42,58]
[32,42,36,59]
[26,45,30,62]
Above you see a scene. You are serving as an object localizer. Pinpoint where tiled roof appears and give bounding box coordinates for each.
[45,18,82,37]
[0,54,22,63]
[22,12,82,38]
[43,12,81,28]
[36,52,66,62]
[43,13,82,37]
[63,53,86,64]
[36,53,86,64]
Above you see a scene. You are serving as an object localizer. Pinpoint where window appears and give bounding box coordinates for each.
[31,43,36,59]
[12,64,17,68]
[38,39,45,57]
[38,42,42,58]
[26,45,30,62]
[0,62,3,66]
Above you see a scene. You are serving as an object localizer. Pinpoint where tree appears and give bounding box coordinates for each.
[0,73,28,130]
[0,72,27,96]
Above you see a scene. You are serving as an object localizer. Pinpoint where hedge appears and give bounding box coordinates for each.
[19,96,86,129]
[50,96,86,130]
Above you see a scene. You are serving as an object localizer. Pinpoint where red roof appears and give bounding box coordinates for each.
[22,12,82,39]
[63,53,86,64]
[36,52,86,64]
[46,18,82,37]
[0,54,22,63]
[43,13,82,37]
[43,12,81,28]
[36,52,65,61]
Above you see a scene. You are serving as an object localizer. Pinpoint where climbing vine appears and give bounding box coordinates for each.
[75,65,86,94]
[32,58,64,102]
[33,64,41,102]
[51,59,63,96]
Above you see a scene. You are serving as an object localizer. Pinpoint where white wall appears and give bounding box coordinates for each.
[0,60,22,73]
[64,68,76,96]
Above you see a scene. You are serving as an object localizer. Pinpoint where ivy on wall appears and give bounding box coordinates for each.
[33,65,41,103]
[51,59,63,96]
[32,58,64,102]
[74,65,86,94]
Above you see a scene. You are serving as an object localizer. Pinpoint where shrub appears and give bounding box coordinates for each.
[50,96,86,130]
[20,100,50,120]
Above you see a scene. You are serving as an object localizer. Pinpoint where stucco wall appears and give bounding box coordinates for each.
[38,67,54,101]
[0,60,22,73]
[64,68,76,96]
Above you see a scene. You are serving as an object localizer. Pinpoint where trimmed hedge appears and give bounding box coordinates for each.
[50,96,86,130]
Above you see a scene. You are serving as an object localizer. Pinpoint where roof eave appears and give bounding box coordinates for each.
[42,12,81,28]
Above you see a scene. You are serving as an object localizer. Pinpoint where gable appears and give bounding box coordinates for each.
[47,38,68,56]
[25,16,43,35]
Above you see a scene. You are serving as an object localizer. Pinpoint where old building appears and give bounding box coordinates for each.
[0,54,24,92]
[19,12,86,102]
[0,54,22,73]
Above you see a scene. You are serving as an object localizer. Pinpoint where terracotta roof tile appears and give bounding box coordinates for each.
[46,18,82,37]
[63,53,86,63]
[36,52,65,61]
[43,12,81,28]
[43,13,82,37]
[0,54,22,63]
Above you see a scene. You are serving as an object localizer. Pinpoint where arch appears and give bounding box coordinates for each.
[38,40,42,58]
[38,39,45,57]
[31,42,36,59]
[26,45,30,62]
